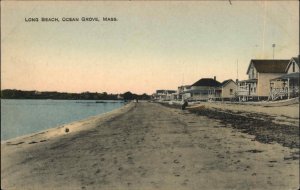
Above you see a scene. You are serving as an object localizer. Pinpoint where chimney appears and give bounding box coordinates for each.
[214,76,216,81]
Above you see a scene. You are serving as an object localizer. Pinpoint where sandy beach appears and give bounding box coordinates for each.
[1,102,299,190]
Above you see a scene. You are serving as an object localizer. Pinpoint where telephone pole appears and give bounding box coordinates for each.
[236,59,239,80]
[272,44,276,59]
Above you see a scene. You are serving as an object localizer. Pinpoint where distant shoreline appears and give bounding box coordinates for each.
[1,89,151,100]
[1,99,126,101]
[0,98,124,100]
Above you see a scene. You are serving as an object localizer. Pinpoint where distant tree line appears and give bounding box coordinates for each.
[0,89,151,100]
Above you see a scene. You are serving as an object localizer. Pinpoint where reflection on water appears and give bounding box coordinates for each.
[1,99,125,140]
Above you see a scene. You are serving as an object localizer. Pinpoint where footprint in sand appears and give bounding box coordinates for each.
[28,141,38,144]
[246,149,263,153]
[127,157,134,164]
[150,181,160,188]
[113,157,118,164]
[182,179,189,186]
[7,141,24,145]
[95,169,101,174]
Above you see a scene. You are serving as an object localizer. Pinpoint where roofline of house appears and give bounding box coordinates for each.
[285,57,300,73]
[191,78,221,87]
[246,59,290,74]
[246,60,254,75]
[221,79,236,87]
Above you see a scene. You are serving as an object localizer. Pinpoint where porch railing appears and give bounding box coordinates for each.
[270,87,299,100]
[236,86,256,96]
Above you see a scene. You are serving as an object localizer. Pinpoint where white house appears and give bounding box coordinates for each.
[269,56,299,100]
[177,85,191,100]
[219,79,237,100]
[185,77,221,101]
[237,59,290,101]
[153,90,177,101]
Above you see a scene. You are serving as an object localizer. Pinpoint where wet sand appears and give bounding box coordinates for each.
[1,102,299,190]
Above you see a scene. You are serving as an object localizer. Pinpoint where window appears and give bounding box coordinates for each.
[230,89,233,95]
[293,62,295,72]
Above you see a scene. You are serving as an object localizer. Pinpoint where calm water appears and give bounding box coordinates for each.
[1,99,125,141]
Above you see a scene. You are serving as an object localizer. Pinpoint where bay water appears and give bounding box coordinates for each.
[1,99,125,141]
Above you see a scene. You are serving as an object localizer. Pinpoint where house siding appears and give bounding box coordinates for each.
[221,81,237,98]
[257,73,285,96]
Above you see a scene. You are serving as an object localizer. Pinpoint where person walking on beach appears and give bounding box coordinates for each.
[181,100,188,110]
[134,98,139,107]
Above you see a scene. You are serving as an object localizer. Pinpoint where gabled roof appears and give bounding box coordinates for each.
[285,56,300,72]
[191,78,221,87]
[246,59,289,74]
[293,56,299,66]
[220,79,236,87]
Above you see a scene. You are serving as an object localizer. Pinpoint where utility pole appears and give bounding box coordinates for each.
[272,44,276,59]
[182,62,185,86]
[236,59,239,80]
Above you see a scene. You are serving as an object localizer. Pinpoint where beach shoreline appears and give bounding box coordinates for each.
[1,102,299,190]
[1,102,134,145]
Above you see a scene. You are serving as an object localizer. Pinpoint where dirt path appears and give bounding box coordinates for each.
[1,102,299,190]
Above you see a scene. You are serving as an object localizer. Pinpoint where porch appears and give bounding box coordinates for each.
[269,73,299,101]
[237,79,257,96]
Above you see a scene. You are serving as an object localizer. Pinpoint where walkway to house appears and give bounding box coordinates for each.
[1,102,299,190]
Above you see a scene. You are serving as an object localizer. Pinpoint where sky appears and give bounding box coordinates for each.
[1,1,299,94]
